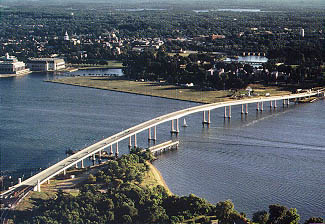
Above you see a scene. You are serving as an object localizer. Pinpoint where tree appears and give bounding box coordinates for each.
[253,210,269,224]
[304,217,324,224]
[268,204,300,224]
[214,200,235,224]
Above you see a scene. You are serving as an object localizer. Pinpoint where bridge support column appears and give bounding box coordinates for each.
[115,142,119,158]
[47,179,50,185]
[63,169,66,176]
[75,163,78,169]
[245,104,248,114]
[81,159,84,169]
[270,101,273,108]
[224,107,227,118]
[202,110,211,125]
[37,179,41,192]
[287,99,290,105]
[274,100,277,108]
[128,136,132,150]
[18,178,22,184]
[241,104,244,114]
[203,111,206,124]
[261,102,264,111]
[283,99,285,107]
[170,120,179,134]
[153,126,157,141]
[256,102,259,111]
[148,128,151,141]
[110,145,113,156]
[228,106,232,119]
[134,134,137,148]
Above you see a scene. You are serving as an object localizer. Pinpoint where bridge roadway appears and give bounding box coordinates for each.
[0,91,320,197]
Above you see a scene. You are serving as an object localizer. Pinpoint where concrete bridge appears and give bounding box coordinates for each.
[1,90,323,199]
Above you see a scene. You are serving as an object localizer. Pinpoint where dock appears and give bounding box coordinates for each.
[148,140,179,155]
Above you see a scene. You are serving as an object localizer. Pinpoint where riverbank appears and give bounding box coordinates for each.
[0,70,31,78]
[143,161,173,195]
[14,160,172,212]
[47,77,291,104]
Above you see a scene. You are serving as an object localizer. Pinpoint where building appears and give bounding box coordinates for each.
[300,28,305,37]
[64,31,69,41]
[27,58,65,71]
[0,53,30,75]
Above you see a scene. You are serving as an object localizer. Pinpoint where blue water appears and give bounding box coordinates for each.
[0,71,324,221]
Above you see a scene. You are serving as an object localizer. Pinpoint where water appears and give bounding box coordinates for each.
[1,71,324,221]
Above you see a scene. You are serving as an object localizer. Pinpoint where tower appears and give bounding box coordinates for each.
[64,31,69,41]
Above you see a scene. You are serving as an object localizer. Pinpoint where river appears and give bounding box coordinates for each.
[0,70,324,221]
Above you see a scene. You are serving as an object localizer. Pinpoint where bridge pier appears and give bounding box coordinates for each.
[153,126,157,141]
[245,104,248,114]
[128,136,132,150]
[224,107,227,118]
[256,102,259,111]
[241,104,244,114]
[287,98,290,106]
[81,159,84,169]
[63,169,66,176]
[274,100,277,108]
[110,145,113,156]
[148,128,151,141]
[228,106,231,118]
[260,102,264,111]
[115,142,119,158]
[170,119,179,134]
[34,179,41,192]
[202,110,211,125]
[75,163,78,169]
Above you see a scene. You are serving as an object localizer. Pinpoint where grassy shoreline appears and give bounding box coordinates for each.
[47,77,292,104]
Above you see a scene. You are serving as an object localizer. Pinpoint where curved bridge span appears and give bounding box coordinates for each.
[1,91,322,197]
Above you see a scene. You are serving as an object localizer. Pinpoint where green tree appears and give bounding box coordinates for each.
[253,210,269,224]
[304,217,324,224]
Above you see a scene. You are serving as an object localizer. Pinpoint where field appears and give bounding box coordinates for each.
[48,77,291,104]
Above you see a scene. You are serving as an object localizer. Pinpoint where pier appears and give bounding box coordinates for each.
[149,140,179,156]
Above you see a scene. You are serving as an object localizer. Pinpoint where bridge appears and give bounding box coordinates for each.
[1,90,323,200]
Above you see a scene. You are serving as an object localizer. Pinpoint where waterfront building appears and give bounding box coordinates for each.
[0,53,30,75]
[27,58,65,71]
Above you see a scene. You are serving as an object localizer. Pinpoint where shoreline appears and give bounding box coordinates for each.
[46,77,293,104]
[47,79,205,104]
[146,161,173,195]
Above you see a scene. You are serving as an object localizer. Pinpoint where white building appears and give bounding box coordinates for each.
[300,28,305,37]
[27,58,65,71]
[64,31,69,41]
[0,53,30,75]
